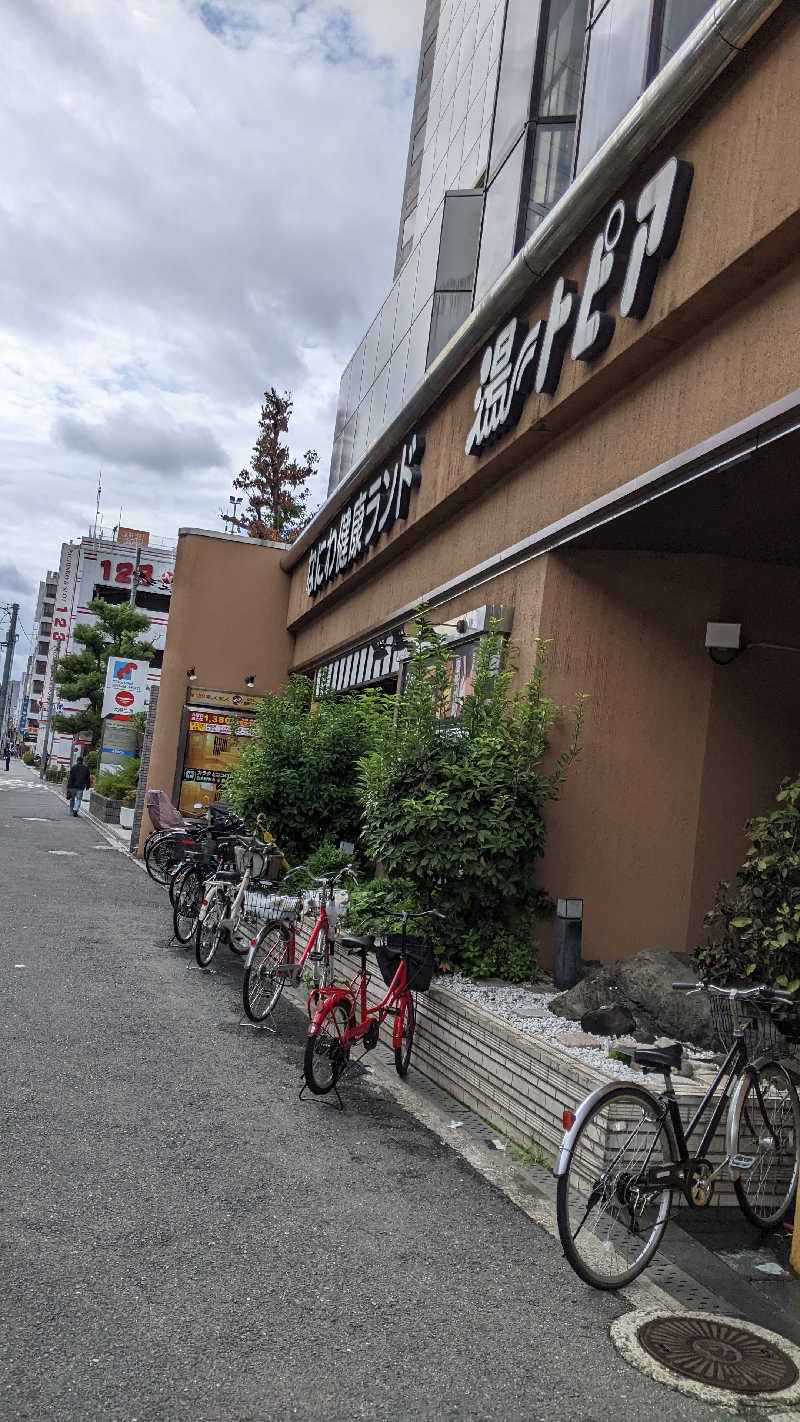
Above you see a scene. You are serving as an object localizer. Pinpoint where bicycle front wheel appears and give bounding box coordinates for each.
[557,1084,676,1290]
[242,921,291,1021]
[731,1061,800,1228]
[303,1000,354,1095]
[394,993,415,1078]
[172,867,203,945]
[195,894,224,967]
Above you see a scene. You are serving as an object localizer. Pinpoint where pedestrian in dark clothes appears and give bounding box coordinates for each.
[66,756,91,816]
[3,743,10,771]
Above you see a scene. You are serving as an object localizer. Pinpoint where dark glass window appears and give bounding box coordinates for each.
[575,0,650,172]
[649,0,710,76]
[135,590,171,613]
[474,135,526,302]
[525,121,576,237]
[490,0,544,179]
[42,602,54,618]
[523,0,589,239]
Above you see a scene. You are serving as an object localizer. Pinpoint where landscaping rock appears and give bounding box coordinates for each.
[555,1030,603,1048]
[549,945,715,1048]
[581,1004,636,1037]
[633,1026,656,1043]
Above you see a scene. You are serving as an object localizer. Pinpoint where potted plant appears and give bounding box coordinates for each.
[119,790,136,830]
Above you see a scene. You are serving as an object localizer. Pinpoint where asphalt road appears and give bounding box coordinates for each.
[0,767,733,1421]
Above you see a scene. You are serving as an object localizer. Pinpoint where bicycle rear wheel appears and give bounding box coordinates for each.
[147,833,185,886]
[394,993,415,1078]
[172,867,203,945]
[731,1061,800,1228]
[556,1084,676,1290]
[303,1000,354,1095]
[242,920,291,1021]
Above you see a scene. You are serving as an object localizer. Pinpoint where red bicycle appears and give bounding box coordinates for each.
[303,908,443,1097]
[241,865,355,1023]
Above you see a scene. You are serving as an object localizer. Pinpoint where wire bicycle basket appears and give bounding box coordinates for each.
[242,890,302,926]
[709,993,799,1061]
[374,933,437,993]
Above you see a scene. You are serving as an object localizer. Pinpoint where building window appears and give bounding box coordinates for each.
[38,641,49,657]
[42,603,54,618]
[33,680,44,694]
[134,590,171,613]
[36,660,47,675]
[647,0,711,80]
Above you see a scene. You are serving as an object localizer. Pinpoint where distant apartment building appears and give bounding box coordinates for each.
[21,569,58,745]
[36,530,176,765]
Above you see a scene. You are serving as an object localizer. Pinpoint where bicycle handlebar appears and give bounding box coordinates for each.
[672,980,797,1004]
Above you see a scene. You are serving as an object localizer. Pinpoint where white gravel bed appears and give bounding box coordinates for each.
[433,972,652,1082]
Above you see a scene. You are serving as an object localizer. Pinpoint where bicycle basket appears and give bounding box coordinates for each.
[233,844,282,881]
[374,934,436,993]
[709,994,797,1060]
[243,890,301,924]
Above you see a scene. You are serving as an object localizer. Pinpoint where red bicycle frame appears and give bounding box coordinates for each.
[306,951,410,1052]
[272,895,333,1008]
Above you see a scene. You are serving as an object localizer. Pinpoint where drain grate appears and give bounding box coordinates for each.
[637,1316,799,1394]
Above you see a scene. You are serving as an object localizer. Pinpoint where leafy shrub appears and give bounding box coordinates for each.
[45,767,67,783]
[357,612,584,979]
[84,750,98,772]
[289,840,355,889]
[22,752,35,765]
[226,675,390,864]
[698,773,800,993]
[94,758,140,802]
[343,875,421,936]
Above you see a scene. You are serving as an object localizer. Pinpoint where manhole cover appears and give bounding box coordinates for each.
[637,1316,799,1394]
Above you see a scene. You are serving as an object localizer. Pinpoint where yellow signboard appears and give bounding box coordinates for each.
[187,686,263,713]
[179,708,256,813]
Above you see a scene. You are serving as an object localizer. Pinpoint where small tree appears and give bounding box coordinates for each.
[225,675,390,863]
[698,773,800,993]
[357,612,586,980]
[52,598,154,750]
[231,387,318,543]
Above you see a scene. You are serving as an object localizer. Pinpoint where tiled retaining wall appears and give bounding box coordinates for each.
[287,914,762,1205]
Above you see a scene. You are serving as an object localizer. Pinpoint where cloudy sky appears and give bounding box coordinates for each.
[1,0,425,678]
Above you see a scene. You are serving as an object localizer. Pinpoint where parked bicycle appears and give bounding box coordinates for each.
[302,908,443,1098]
[555,980,800,1290]
[194,819,281,967]
[241,865,356,1023]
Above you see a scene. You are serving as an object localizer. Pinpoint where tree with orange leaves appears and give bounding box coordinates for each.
[231,387,318,543]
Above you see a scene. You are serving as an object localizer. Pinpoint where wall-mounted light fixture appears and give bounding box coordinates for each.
[186,667,197,681]
[705,623,742,666]
[244,674,255,688]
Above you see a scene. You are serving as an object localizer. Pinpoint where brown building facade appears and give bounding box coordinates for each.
[279,3,800,968]
[141,3,800,971]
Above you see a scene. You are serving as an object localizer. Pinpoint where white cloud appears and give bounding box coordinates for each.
[1,0,425,677]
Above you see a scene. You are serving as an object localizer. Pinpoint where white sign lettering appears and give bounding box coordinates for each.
[466,157,693,456]
[306,434,425,600]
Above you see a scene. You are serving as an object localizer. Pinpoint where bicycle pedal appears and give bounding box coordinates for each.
[729,1153,757,1171]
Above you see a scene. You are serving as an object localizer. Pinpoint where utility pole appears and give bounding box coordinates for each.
[39,645,60,780]
[129,544,142,605]
[0,603,19,745]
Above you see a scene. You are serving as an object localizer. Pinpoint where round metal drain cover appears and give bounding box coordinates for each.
[637,1316,799,1395]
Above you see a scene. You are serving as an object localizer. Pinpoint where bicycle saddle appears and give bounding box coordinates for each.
[338,934,373,955]
[633,1042,682,1073]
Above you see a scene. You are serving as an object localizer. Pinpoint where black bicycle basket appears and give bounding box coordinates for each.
[374,933,437,993]
[709,993,800,1059]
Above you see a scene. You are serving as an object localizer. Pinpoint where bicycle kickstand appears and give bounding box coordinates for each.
[298,1077,346,1111]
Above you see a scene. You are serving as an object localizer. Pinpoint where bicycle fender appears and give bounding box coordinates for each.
[553,1079,632,1178]
[725,1059,795,1176]
[306,987,351,1036]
